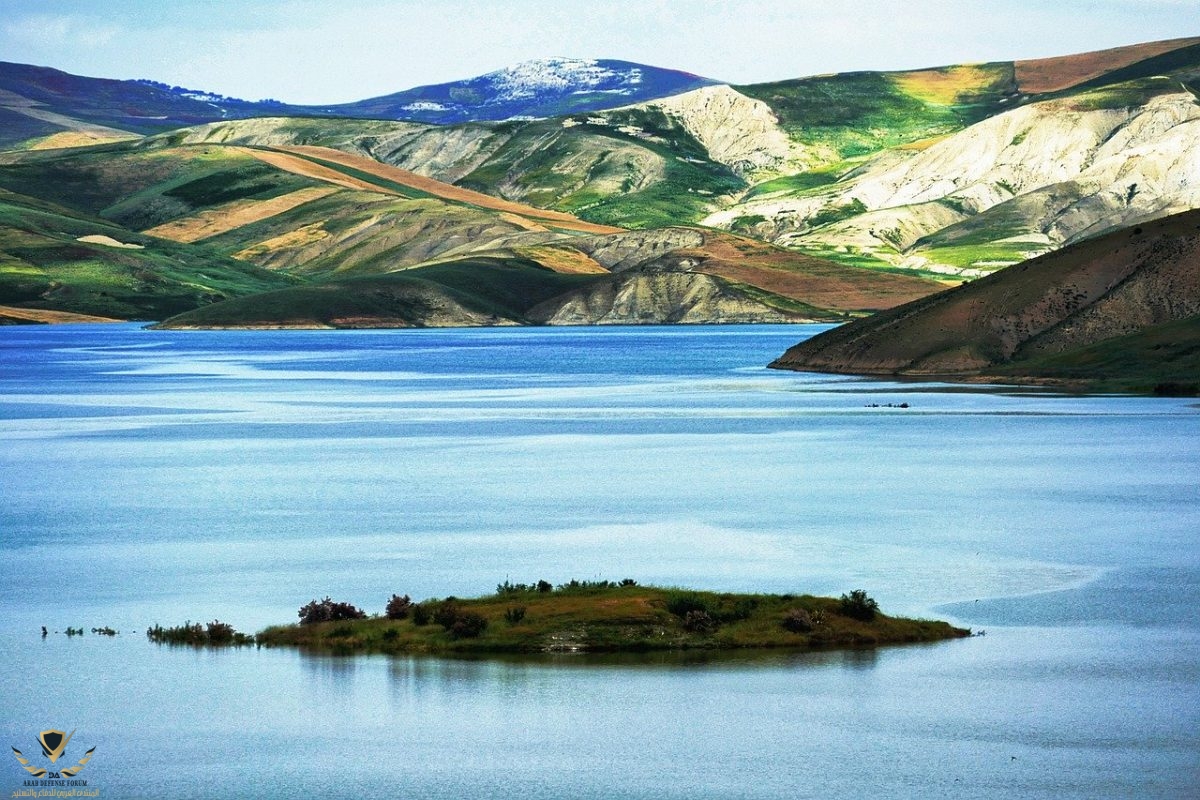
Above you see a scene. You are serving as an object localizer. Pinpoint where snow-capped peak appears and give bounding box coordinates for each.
[481,58,644,101]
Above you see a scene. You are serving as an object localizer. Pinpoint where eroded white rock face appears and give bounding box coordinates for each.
[530,271,806,325]
[845,91,1200,214]
[704,88,1200,272]
[629,85,810,177]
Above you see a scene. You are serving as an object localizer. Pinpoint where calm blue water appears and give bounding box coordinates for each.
[1,324,1197,799]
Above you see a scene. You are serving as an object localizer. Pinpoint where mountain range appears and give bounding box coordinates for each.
[1,37,1198,388]
[0,57,715,143]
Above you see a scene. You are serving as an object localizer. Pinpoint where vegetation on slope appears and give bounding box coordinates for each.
[769,209,1200,392]
[986,314,1200,395]
[0,142,320,230]
[252,581,968,655]
[4,38,1198,329]
[0,190,297,319]
[736,65,1016,163]
[153,256,599,328]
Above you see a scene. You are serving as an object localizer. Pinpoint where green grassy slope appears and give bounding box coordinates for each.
[987,314,1200,394]
[0,143,320,229]
[254,583,968,655]
[0,190,297,319]
[737,65,1016,162]
[154,256,600,328]
[454,118,744,229]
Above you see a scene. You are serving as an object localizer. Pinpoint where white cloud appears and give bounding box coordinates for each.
[3,13,118,48]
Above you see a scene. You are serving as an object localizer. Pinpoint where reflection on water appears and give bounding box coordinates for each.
[307,643,891,674]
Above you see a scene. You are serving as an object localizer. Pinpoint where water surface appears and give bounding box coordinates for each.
[1,324,1197,798]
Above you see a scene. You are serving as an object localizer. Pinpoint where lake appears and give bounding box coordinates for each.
[1,323,1197,799]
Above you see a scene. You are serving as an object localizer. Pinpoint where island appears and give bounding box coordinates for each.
[148,581,970,655]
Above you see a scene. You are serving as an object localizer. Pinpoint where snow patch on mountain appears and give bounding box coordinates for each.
[482,58,644,102]
[400,101,451,112]
[181,91,224,103]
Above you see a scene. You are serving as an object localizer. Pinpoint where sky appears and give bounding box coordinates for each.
[0,0,1196,104]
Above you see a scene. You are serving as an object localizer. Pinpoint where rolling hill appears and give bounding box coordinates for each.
[153,37,1200,277]
[318,58,717,124]
[0,186,298,320]
[0,57,716,151]
[1,36,1197,330]
[769,208,1200,392]
[0,136,939,325]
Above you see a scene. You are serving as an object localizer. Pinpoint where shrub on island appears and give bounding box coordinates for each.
[838,590,880,622]
[385,594,413,620]
[146,620,254,646]
[298,597,367,625]
[223,580,971,655]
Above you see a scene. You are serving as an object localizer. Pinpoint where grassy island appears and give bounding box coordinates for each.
[249,582,970,655]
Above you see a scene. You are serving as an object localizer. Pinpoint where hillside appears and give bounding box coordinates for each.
[153,225,940,329]
[0,58,716,152]
[154,38,1200,278]
[320,58,717,124]
[0,187,296,319]
[0,138,934,325]
[769,209,1200,392]
[1,37,1197,327]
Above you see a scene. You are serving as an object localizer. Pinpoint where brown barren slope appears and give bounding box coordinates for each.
[236,147,394,193]
[279,145,624,235]
[143,186,339,242]
[0,305,121,324]
[683,231,947,313]
[770,209,1200,376]
[512,245,611,275]
[1014,36,1200,93]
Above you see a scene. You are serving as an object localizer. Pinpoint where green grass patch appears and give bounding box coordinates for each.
[253,581,969,655]
[0,192,298,319]
[1058,77,1183,112]
[992,313,1200,393]
[807,198,868,229]
[916,241,1035,271]
[736,71,993,162]
[161,161,305,206]
[745,164,854,199]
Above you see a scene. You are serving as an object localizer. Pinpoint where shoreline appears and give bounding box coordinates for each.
[148,584,972,657]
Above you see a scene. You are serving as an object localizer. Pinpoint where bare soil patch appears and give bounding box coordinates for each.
[1015,37,1200,94]
[143,186,338,243]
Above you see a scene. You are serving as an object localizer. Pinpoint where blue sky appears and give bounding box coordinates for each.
[0,0,1195,103]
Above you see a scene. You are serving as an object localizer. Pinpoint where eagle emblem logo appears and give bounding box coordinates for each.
[11,729,95,778]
